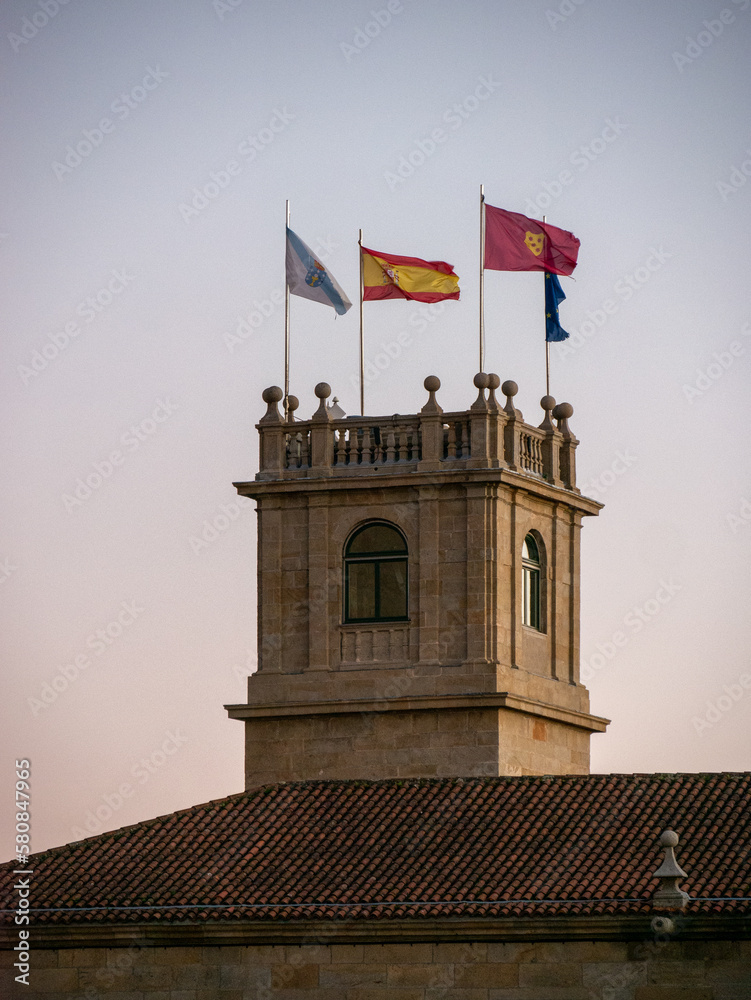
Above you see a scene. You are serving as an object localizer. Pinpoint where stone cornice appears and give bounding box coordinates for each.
[2,914,748,949]
[225,691,610,733]
[234,468,603,517]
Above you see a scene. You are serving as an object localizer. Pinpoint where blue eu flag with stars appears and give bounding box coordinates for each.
[545,271,570,342]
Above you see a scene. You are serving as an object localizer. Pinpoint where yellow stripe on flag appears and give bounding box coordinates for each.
[364,254,460,296]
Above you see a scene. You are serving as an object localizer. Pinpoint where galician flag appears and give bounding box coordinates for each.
[286,228,352,315]
[361,247,460,303]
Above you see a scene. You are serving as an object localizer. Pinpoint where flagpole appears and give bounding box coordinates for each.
[543,214,550,398]
[284,199,291,419]
[358,229,365,416]
[479,183,485,373]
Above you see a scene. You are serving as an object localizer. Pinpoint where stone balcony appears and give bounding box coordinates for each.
[255,373,581,491]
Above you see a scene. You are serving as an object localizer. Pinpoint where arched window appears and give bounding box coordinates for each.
[344,522,408,623]
[522,533,542,630]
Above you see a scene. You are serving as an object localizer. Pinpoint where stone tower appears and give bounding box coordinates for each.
[226,373,608,784]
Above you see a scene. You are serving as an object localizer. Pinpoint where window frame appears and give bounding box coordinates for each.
[521,532,544,632]
[343,521,409,624]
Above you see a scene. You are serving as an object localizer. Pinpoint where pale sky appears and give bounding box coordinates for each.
[2,0,750,856]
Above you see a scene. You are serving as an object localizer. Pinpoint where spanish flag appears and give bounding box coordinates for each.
[361,246,460,303]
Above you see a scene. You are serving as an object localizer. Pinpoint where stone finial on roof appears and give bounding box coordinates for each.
[652,829,690,911]
[312,382,332,421]
[501,380,519,417]
[421,375,443,414]
[286,395,299,423]
[260,386,283,424]
[539,394,556,431]
[552,401,573,435]
[471,372,490,410]
[487,373,501,411]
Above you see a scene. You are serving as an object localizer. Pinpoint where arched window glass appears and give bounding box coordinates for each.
[522,534,542,630]
[344,522,408,623]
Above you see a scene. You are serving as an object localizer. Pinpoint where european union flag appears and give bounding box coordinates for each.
[545,271,570,342]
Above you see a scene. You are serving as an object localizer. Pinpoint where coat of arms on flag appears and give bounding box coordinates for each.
[361,247,460,302]
[305,261,326,287]
[286,228,352,314]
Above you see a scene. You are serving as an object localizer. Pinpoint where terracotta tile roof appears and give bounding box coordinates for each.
[2,774,749,925]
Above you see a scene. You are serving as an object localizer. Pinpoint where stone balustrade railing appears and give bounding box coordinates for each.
[255,374,579,490]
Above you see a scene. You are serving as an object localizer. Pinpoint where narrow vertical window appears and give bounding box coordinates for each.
[344,522,408,623]
[522,534,542,630]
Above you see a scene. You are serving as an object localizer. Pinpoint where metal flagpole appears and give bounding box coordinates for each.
[284,200,291,419]
[479,183,486,373]
[359,229,365,416]
[543,214,550,397]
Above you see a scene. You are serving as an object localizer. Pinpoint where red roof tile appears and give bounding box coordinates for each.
[1,774,750,924]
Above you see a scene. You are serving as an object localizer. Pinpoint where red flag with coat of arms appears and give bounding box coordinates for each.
[484,203,580,276]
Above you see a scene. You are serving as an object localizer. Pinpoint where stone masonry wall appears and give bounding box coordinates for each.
[253,479,582,686]
[2,937,749,998]
[244,706,597,786]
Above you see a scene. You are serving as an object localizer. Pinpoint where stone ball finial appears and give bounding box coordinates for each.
[487,373,501,411]
[262,385,283,404]
[286,395,299,422]
[660,830,679,848]
[501,380,518,398]
[471,372,490,411]
[259,385,284,425]
[538,394,557,431]
[311,382,332,421]
[421,374,443,415]
[553,402,573,420]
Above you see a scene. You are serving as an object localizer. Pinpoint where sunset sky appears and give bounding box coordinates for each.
[2,0,750,856]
